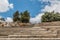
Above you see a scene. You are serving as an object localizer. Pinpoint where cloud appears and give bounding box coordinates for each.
[38,0,49,2]
[30,0,60,24]
[28,0,60,13]
[9,4,14,9]
[0,0,13,12]
[5,17,13,22]
[41,0,60,13]
[30,13,44,24]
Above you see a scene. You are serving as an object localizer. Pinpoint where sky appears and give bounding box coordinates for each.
[0,0,45,18]
[0,0,60,23]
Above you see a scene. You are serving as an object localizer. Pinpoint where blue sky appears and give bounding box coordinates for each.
[0,0,49,18]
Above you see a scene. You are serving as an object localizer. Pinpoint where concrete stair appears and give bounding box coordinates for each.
[7,27,57,38]
[0,38,60,40]
[0,26,58,40]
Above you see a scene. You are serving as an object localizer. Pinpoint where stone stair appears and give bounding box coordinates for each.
[7,27,57,38]
[0,38,60,40]
[0,26,58,40]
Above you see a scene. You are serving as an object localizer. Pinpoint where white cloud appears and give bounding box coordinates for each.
[41,0,60,13]
[9,4,14,9]
[5,17,13,22]
[30,0,60,24]
[38,0,49,2]
[0,0,13,12]
[30,13,44,24]
[37,0,60,13]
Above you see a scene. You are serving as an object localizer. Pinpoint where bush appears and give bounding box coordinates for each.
[41,11,60,22]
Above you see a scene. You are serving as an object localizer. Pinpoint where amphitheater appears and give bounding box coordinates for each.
[0,22,60,40]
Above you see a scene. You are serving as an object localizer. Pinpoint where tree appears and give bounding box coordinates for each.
[13,11,20,22]
[0,18,5,21]
[13,10,30,23]
[21,10,30,23]
[41,12,53,22]
[53,13,60,21]
[41,11,60,22]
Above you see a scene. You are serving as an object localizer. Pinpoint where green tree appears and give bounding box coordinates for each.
[41,12,52,22]
[13,10,30,23]
[13,11,20,22]
[0,18,5,21]
[54,13,60,21]
[41,11,60,22]
[21,10,30,23]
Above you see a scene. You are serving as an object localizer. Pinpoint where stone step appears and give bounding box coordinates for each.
[0,38,60,40]
[0,36,8,38]
[8,34,57,38]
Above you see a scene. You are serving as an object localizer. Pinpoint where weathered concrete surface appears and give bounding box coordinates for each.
[0,38,60,40]
[0,26,58,38]
[0,26,60,39]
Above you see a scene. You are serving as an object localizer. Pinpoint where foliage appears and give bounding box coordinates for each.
[13,11,20,22]
[13,10,30,23]
[21,11,30,23]
[0,18,5,21]
[41,11,60,22]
